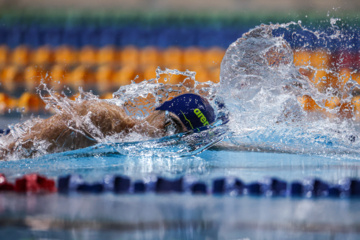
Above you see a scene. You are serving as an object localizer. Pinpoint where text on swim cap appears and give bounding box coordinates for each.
[194,108,209,126]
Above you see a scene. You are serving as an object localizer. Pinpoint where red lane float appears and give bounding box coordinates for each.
[14,174,56,193]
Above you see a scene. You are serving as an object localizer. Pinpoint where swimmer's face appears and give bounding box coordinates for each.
[145,110,188,136]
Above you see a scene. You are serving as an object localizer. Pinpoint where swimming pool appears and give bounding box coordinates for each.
[2,13,360,240]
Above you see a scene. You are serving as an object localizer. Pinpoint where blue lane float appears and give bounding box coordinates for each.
[54,174,360,199]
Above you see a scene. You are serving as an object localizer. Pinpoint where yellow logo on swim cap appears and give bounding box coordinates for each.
[194,108,209,126]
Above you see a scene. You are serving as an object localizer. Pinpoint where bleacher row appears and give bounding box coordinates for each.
[0,45,224,92]
[1,46,360,118]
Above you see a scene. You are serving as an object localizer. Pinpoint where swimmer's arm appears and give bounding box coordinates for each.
[1,101,140,159]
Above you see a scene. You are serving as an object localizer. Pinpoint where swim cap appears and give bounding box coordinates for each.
[155,93,216,132]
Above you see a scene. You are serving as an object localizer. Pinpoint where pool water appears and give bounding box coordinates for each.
[1,114,360,239]
[1,146,360,240]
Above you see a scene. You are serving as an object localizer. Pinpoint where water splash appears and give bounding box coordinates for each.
[0,68,224,160]
[219,23,360,157]
[3,21,360,160]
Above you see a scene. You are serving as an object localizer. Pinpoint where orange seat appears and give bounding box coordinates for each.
[139,47,161,67]
[352,96,360,121]
[0,45,9,65]
[31,46,54,65]
[298,66,315,81]
[0,93,16,114]
[192,66,209,83]
[298,95,322,112]
[293,50,311,67]
[203,47,225,69]
[324,96,340,109]
[100,92,113,99]
[337,101,353,119]
[312,70,338,93]
[323,96,340,119]
[162,47,183,67]
[351,73,360,86]
[24,65,45,92]
[120,46,139,67]
[97,46,119,65]
[337,68,353,93]
[113,66,137,86]
[143,65,160,81]
[145,67,185,85]
[183,47,203,67]
[11,45,30,66]
[17,92,44,113]
[55,46,78,65]
[1,65,24,92]
[96,65,115,93]
[49,65,68,91]
[310,50,331,69]
[79,46,97,66]
[70,66,95,90]
[208,67,220,83]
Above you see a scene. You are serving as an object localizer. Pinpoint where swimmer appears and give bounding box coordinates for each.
[0,93,216,160]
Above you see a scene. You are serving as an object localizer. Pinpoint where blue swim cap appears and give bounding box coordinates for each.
[155,93,216,132]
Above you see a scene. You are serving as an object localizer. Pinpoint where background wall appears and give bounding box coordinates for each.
[0,0,359,12]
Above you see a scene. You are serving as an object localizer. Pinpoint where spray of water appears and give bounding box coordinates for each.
[219,23,360,157]
[0,67,222,160]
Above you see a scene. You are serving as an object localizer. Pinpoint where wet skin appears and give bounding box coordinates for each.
[0,100,188,160]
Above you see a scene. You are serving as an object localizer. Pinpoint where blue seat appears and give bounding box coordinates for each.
[221,27,243,49]
[24,26,43,48]
[0,27,9,45]
[118,26,140,47]
[80,26,100,47]
[197,28,221,48]
[158,27,198,48]
[99,27,119,47]
[43,27,63,47]
[291,29,317,50]
[62,27,81,48]
[272,27,292,43]
[7,26,24,48]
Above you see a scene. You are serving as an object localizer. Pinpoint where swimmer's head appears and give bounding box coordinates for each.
[155,93,216,132]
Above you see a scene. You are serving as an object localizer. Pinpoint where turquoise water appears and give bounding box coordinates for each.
[1,144,360,239]
[2,115,360,239]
